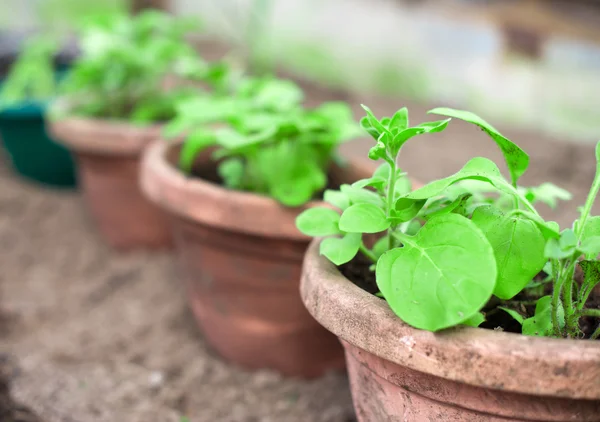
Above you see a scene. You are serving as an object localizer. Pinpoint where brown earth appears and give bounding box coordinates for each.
[0,81,598,421]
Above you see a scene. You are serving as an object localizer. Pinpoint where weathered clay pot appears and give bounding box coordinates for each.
[49,117,172,249]
[301,239,600,421]
[140,140,371,378]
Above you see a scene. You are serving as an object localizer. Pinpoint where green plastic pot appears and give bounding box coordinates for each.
[0,102,77,187]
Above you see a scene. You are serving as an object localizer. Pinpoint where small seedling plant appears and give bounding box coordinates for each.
[0,37,59,109]
[58,10,209,123]
[297,105,600,339]
[165,76,359,207]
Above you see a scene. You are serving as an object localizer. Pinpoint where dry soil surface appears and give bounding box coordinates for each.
[1,86,598,422]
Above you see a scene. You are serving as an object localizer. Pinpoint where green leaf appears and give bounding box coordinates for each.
[389,107,408,132]
[390,198,426,223]
[271,163,326,207]
[559,229,577,249]
[320,233,362,265]
[394,174,412,196]
[581,216,600,243]
[295,208,341,236]
[461,312,485,327]
[428,108,529,185]
[376,214,497,331]
[179,130,216,173]
[352,176,387,191]
[218,158,244,188]
[340,184,386,207]
[372,235,391,259]
[580,236,600,259]
[523,183,572,209]
[324,190,350,211]
[471,205,547,299]
[360,104,388,136]
[415,119,451,133]
[360,116,380,141]
[373,163,391,179]
[215,127,271,150]
[498,307,525,325]
[522,296,562,337]
[405,157,505,199]
[580,260,600,300]
[422,193,472,220]
[339,203,390,233]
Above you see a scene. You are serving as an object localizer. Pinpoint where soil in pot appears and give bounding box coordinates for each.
[0,105,76,187]
[50,118,172,250]
[141,142,372,378]
[301,239,600,422]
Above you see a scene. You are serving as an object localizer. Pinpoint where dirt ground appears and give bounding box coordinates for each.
[1,83,598,422]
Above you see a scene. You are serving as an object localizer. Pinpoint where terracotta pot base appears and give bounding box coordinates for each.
[171,216,345,377]
[50,116,172,250]
[343,340,600,421]
[76,152,172,249]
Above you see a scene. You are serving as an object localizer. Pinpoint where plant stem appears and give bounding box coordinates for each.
[359,242,377,263]
[551,265,565,337]
[562,259,579,337]
[591,324,600,340]
[506,185,539,216]
[578,308,600,319]
[386,159,397,251]
[577,279,599,311]
[576,159,600,239]
[392,231,417,248]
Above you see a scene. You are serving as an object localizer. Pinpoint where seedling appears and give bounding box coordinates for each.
[165,77,359,207]
[297,105,598,339]
[58,10,208,122]
[0,37,59,108]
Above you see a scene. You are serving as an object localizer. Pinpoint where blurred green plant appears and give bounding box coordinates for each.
[57,10,209,123]
[164,76,360,206]
[0,37,59,109]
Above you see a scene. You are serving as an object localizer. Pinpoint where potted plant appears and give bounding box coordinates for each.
[140,75,368,378]
[48,10,208,249]
[0,36,76,187]
[297,106,600,420]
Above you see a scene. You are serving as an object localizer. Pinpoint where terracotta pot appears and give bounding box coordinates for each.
[49,117,172,250]
[140,140,372,378]
[301,239,600,421]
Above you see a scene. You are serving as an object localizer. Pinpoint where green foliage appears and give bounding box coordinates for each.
[58,10,209,122]
[0,37,59,108]
[297,105,600,339]
[167,76,358,207]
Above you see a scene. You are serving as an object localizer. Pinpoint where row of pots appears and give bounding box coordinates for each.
[2,109,597,420]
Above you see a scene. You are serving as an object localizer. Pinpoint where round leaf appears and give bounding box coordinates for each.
[320,233,362,265]
[295,208,341,236]
[376,214,496,331]
[472,206,547,300]
[339,203,390,234]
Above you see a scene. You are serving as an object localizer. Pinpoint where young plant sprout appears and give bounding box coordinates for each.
[0,37,59,108]
[165,77,360,207]
[58,10,207,122]
[297,105,599,339]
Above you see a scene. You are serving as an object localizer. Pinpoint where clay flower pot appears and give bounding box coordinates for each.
[140,140,370,378]
[301,239,600,421]
[49,117,172,250]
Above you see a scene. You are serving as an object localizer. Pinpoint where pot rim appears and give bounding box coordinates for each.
[301,238,600,400]
[47,99,162,156]
[140,139,355,240]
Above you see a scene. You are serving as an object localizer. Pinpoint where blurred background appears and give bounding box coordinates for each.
[1,1,599,421]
